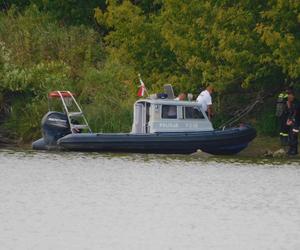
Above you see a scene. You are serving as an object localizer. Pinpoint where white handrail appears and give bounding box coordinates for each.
[56,91,92,133]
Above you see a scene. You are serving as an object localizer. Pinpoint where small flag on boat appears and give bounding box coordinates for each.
[137,74,147,97]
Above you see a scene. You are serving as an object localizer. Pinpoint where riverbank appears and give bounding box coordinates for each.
[238,136,292,158]
[0,134,17,147]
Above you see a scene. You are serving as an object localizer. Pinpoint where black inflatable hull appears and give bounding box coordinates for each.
[34,126,256,155]
[32,138,48,150]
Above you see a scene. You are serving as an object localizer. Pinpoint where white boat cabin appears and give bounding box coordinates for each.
[131,99,213,134]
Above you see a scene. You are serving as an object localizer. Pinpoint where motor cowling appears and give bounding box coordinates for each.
[41,112,71,146]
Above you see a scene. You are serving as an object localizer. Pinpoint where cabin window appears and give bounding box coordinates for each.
[184,107,205,119]
[162,105,177,119]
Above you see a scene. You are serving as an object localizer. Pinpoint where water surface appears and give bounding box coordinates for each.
[0,149,299,250]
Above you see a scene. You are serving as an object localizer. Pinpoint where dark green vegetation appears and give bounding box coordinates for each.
[0,0,299,143]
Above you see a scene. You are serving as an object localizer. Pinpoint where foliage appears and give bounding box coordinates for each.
[256,0,300,80]
[1,1,300,141]
[0,6,106,141]
[95,0,300,135]
[94,0,178,90]
[1,0,106,25]
[95,0,299,92]
[77,58,137,133]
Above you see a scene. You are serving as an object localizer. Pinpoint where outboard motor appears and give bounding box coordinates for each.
[42,112,71,146]
[32,112,71,150]
[32,90,91,150]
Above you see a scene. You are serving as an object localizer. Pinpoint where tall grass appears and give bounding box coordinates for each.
[0,5,138,141]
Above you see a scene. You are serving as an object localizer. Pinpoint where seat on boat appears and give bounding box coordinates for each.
[164,84,175,99]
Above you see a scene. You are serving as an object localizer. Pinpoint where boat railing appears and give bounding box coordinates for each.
[54,91,92,134]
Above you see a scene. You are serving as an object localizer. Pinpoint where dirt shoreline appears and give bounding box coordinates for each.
[238,136,298,158]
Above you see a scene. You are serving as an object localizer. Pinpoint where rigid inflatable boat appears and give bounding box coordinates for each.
[32,90,256,155]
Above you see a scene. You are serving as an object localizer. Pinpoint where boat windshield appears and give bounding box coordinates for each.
[184,106,205,119]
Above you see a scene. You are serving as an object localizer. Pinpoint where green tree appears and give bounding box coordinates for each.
[256,0,300,83]
[95,0,178,90]
[160,0,285,91]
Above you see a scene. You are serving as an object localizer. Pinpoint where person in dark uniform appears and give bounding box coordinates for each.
[276,88,291,145]
[286,91,300,155]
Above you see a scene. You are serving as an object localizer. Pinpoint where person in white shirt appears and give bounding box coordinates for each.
[196,85,213,120]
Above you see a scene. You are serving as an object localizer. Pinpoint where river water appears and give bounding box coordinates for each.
[0,149,299,250]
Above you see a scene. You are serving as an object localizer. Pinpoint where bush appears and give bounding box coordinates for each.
[0,5,106,141]
[77,58,138,133]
